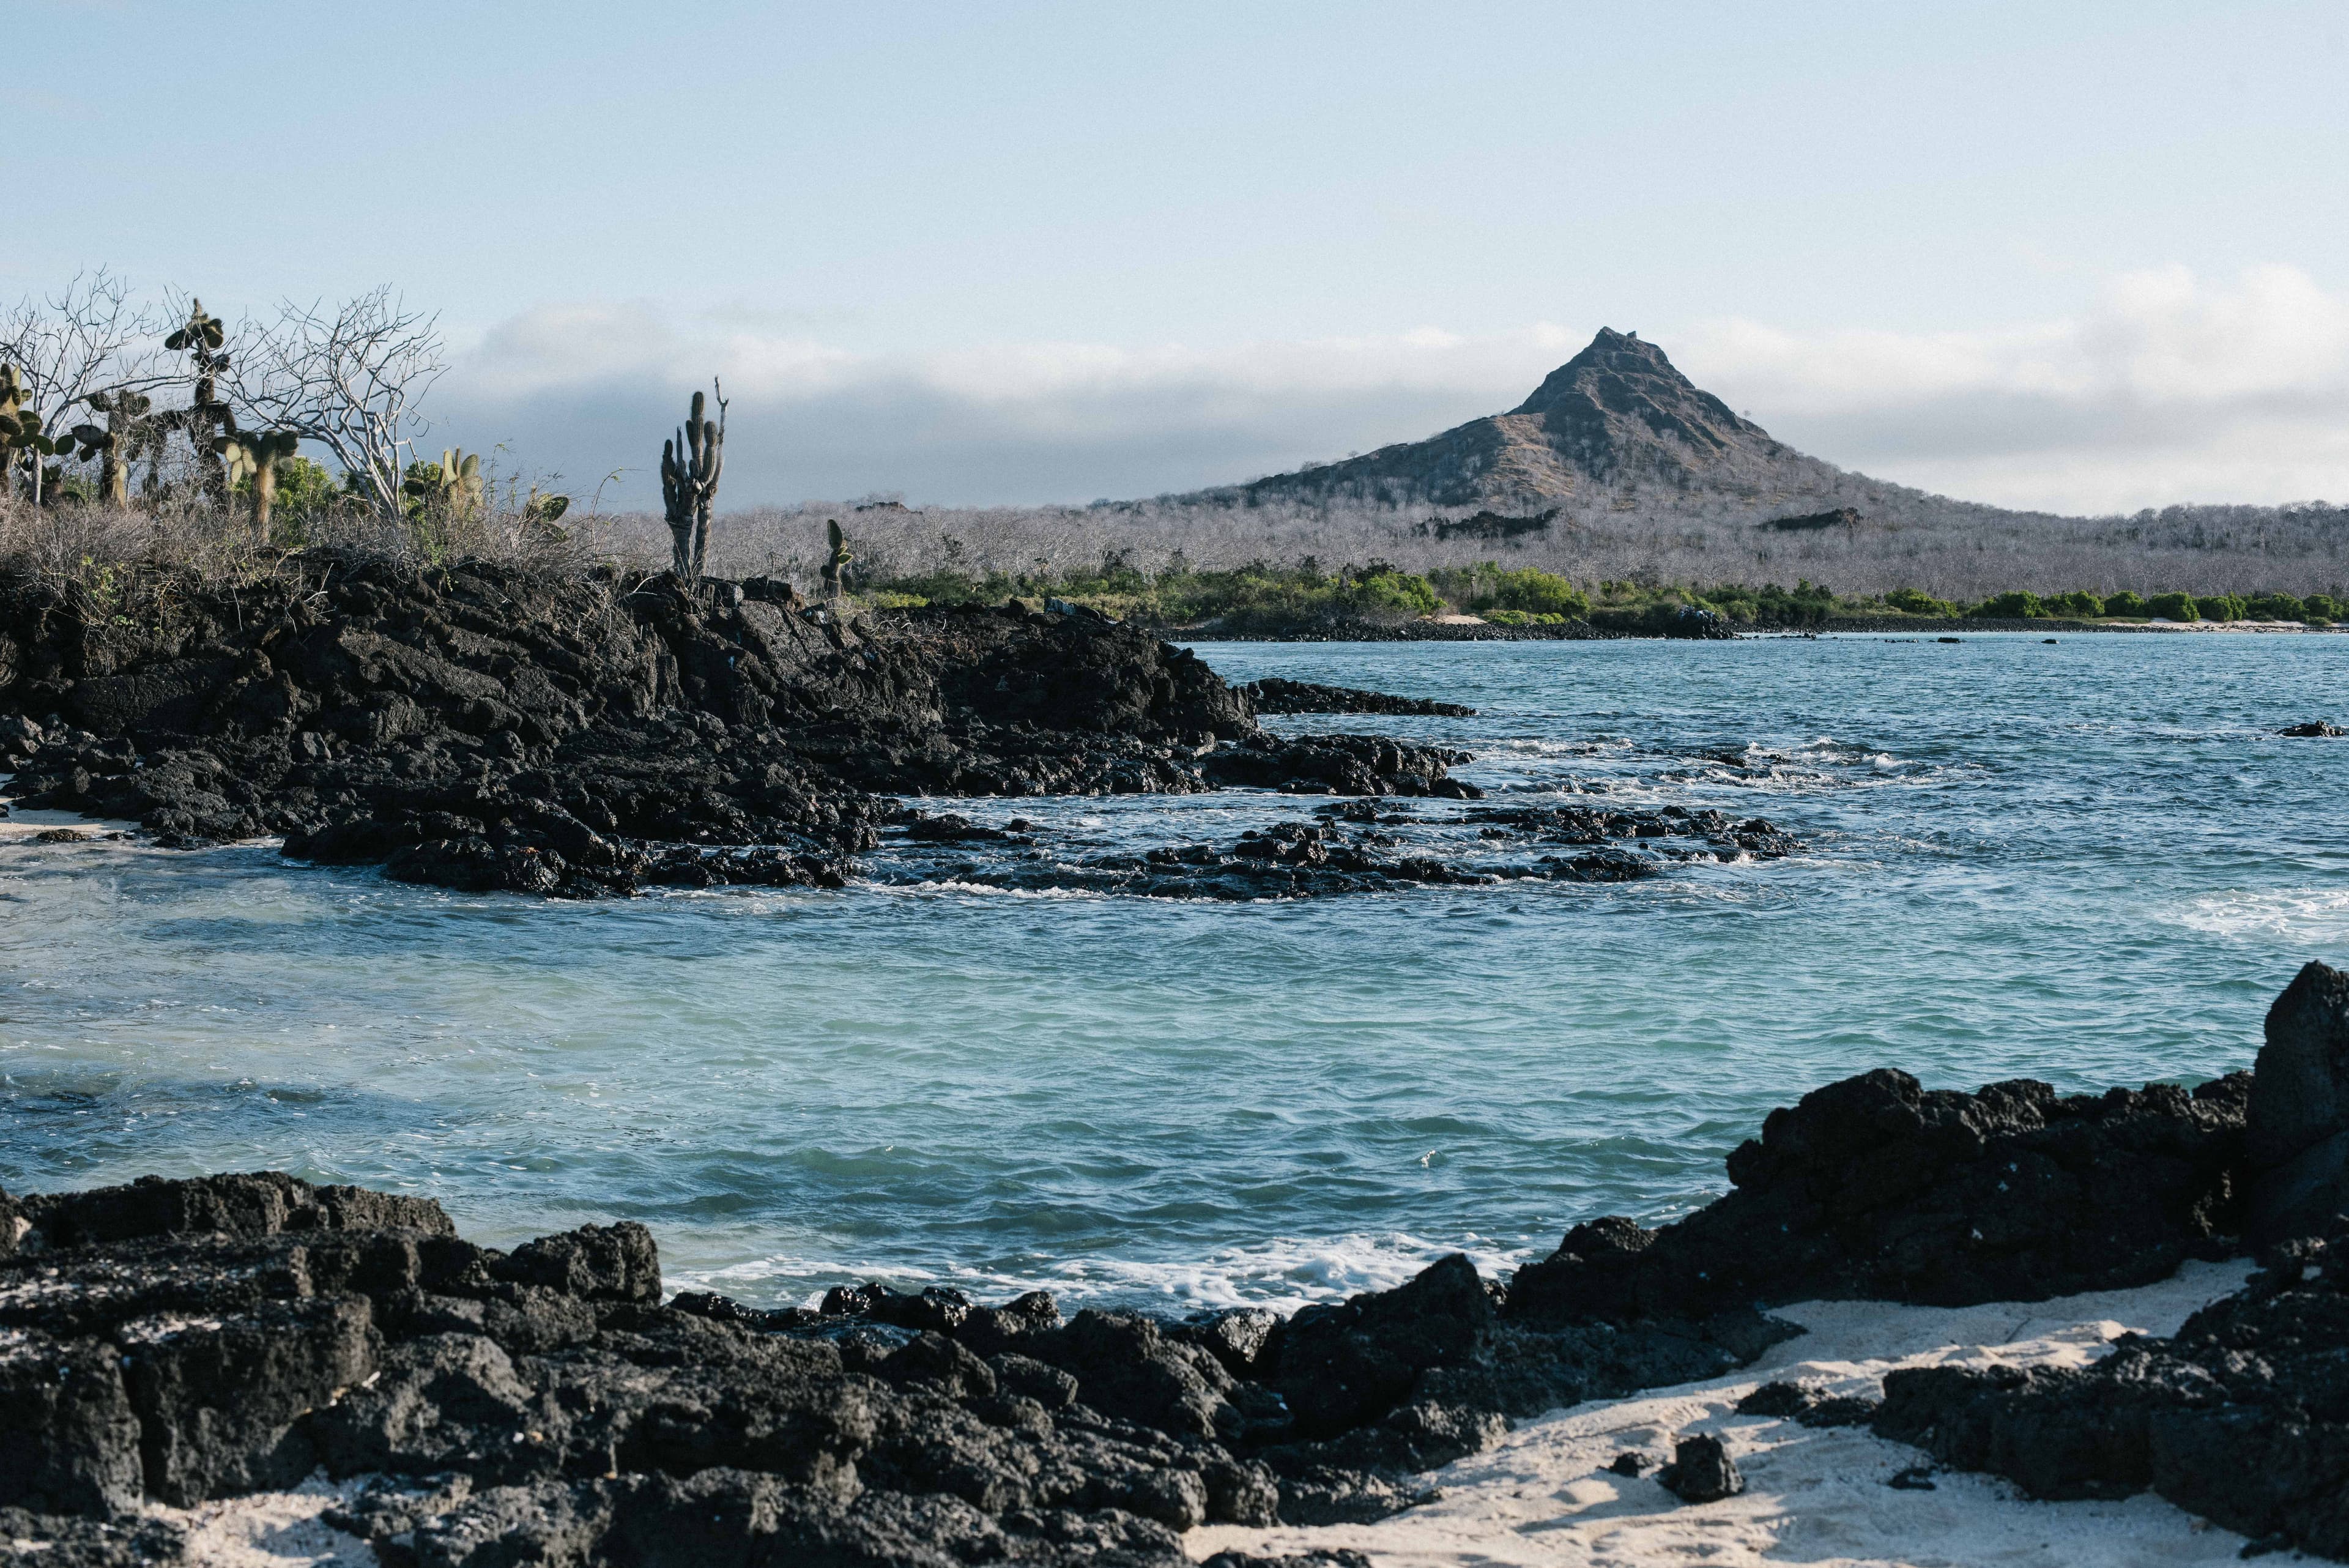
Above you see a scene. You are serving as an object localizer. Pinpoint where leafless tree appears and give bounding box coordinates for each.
[225,287,445,521]
[0,269,174,503]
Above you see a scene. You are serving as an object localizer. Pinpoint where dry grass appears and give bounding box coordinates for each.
[656,489,2349,603]
[13,482,2347,608]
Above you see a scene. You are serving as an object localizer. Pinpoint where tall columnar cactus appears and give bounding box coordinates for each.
[217,429,302,542]
[659,382,726,583]
[164,300,232,501]
[820,518,854,601]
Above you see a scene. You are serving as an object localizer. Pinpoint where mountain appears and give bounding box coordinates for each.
[1219,328,1857,510]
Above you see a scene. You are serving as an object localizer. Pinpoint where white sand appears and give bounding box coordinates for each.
[0,785,143,844]
[153,1473,377,1567]
[1189,1259,2258,1568]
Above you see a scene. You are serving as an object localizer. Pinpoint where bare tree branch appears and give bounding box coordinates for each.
[0,269,175,503]
[224,288,446,521]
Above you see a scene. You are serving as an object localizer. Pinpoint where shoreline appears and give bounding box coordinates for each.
[1172,614,2342,641]
[8,965,2349,1563]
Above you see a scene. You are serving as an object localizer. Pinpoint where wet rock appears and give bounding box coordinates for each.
[1240,678,1475,717]
[1657,1433,1743,1501]
[2279,721,2344,737]
[1201,733,1480,798]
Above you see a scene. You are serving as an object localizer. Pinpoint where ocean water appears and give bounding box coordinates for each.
[2,633,2343,1313]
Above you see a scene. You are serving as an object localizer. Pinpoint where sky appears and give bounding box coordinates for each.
[7,0,2348,513]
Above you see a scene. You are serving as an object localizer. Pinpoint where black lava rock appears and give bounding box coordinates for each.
[1657,1433,1743,1501]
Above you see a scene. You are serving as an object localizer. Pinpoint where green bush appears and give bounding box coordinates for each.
[1484,608,1568,626]
[2145,592,2197,620]
[2102,590,2147,617]
[1885,587,1959,617]
[1482,567,1587,617]
[1969,590,2045,620]
[1429,563,1589,619]
[2200,593,2247,623]
[1698,579,1837,627]
[2306,593,2342,622]
[2246,592,2306,622]
[1348,563,1439,617]
[2048,590,2104,618]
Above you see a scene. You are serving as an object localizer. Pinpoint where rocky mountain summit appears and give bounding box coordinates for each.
[1219,329,1853,511]
[13,965,2349,1565]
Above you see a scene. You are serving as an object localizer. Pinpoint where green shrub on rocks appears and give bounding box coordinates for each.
[2146,592,2198,620]
[2103,590,2148,617]
[2201,592,2247,623]
[2246,592,2306,622]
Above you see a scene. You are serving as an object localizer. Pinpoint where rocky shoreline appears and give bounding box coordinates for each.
[0,555,1799,901]
[9,964,2349,1564]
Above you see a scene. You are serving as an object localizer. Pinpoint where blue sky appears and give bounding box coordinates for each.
[9,1,2348,510]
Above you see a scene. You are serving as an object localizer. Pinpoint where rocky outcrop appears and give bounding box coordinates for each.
[0,1170,1757,1564]
[1873,1223,2349,1558]
[886,801,1798,901]
[1505,1068,2250,1325]
[0,557,1487,898]
[2246,960,2349,1243]
[16,968,2321,1563]
[1827,965,2349,1564]
[1239,679,1475,718]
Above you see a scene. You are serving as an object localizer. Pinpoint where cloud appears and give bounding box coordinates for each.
[432,266,2349,515]
[1675,264,2349,511]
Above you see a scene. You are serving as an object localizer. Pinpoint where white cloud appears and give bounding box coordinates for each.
[1675,265,2349,511]
[433,266,2349,513]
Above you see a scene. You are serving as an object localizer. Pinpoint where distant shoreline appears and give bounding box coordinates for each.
[1174,614,2344,642]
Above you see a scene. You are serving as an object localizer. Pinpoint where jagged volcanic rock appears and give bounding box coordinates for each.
[1239,678,1475,718]
[1505,1068,2251,1325]
[0,557,1488,897]
[1860,962,2349,1563]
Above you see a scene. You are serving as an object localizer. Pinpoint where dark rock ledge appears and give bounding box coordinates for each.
[0,559,1491,901]
[0,557,1812,901]
[16,965,2349,1564]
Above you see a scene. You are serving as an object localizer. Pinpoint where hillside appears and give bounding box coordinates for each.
[1225,327,1860,510]
[603,330,2349,601]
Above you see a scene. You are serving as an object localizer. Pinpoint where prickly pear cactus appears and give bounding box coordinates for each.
[217,428,303,541]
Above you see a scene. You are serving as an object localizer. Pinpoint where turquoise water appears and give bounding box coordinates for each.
[2,633,2343,1310]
